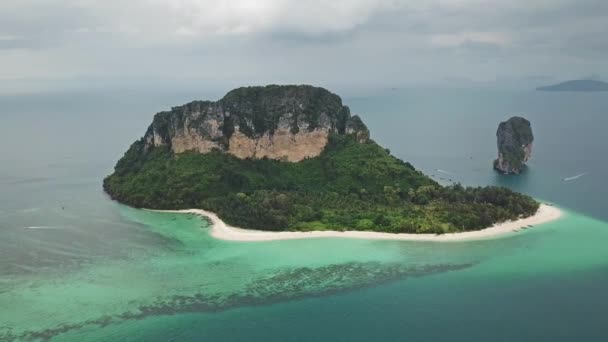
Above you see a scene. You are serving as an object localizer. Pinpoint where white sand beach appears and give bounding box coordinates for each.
[153,203,562,242]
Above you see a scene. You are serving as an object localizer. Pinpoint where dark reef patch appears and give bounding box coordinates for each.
[3,261,473,341]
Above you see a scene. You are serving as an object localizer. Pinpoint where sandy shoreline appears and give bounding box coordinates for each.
[151,203,562,242]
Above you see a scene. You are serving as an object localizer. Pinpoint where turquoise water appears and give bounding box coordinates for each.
[1,88,608,341]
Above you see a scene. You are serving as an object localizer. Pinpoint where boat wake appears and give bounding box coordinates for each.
[563,172,588,182]
[435,169,456,175]
[23,226,62,230]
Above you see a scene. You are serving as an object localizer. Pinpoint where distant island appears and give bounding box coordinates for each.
[537,80,608,92]
[104,85,540,235]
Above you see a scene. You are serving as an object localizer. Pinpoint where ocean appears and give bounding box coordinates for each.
[1,87,607,341]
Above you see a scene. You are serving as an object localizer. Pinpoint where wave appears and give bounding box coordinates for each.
[563,172,589,181]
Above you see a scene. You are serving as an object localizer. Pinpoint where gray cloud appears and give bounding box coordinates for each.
[0,36,38,50]
[0,0,607,92]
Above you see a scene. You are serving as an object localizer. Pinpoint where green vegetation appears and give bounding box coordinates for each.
[220,85,351,134]
[104,135,539,234]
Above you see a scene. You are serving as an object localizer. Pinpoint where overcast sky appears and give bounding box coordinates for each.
[1,0,607,92]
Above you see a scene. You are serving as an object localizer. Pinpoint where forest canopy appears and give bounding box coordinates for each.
[104,135,539,234]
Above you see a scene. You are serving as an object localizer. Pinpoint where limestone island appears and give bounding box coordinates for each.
[104,85,559,240]
[494,116,533,174]
[537,80,608,92]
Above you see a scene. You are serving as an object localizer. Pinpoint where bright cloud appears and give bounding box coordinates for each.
[430,32,512,48]
[130,0,403,37]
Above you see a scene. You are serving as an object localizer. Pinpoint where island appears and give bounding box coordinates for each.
[537,80,608,92]
[494,116,534,174]
[104,85,548,237]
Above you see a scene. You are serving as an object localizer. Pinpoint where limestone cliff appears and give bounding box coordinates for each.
[493,116,534,174]
[143,85,369,162]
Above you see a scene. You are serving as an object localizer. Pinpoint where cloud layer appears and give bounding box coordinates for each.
[1,0,607,90]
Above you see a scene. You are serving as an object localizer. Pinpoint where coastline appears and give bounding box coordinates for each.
[151,203,562,242]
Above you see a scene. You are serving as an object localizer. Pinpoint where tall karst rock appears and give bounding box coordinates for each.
[493,116,534,174]
[143,85,369,162]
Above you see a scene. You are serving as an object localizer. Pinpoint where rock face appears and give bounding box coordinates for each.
[493,116,534,174]
[144,85,369,162]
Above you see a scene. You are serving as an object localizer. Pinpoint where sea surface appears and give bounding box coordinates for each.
[1,87,607,341]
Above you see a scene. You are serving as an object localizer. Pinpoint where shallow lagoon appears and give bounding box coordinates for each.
[1,87,607,340]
